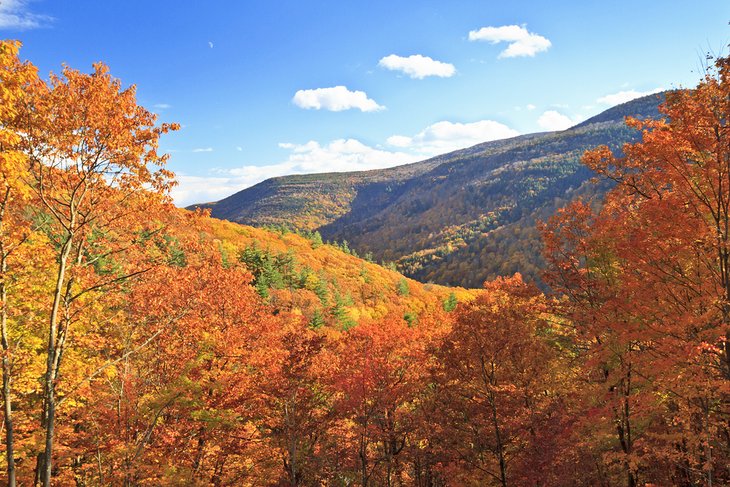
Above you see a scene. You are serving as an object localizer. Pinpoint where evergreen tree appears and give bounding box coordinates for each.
[443,292,458,312]
[403,311,417,327]
[314,274,329,306]
[310,231,323,248]
[396,277,410,296]
[332,291,355,330]
[309,309,325,329]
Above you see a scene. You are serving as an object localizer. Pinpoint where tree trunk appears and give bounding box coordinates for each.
[359,431,369,487]
[38,232,74,487]
[1,250,16,486]
[489,394,507,487]
[0,190,16,486]
[481,357,507,487]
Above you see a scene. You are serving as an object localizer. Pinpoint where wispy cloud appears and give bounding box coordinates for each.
[292,86,384,112]
[172,139,418,206]
[260,139,417,174]
[170,175,236,206]
[192,147,214,153]
[378,54,456,79]
[597,88,663,106]
[208,41,214,49]
[0,0,53,30]
[153,103,171,110]
[468,24,551,58]
[173,118,524,206]
[387,119,519,155]
[537,110,582,131]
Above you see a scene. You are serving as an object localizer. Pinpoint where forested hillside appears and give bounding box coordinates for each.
[3,40,730,487]
[200,94,662,287]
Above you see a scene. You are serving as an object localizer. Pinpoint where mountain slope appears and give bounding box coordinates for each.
[195,134,552,230]
[172,209,474,328]
[196,93,664,287]
[198,154,446,230]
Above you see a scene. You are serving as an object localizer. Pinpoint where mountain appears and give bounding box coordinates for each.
[195,93,664,287]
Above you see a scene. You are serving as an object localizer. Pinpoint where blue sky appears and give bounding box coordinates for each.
[2,1,729,205]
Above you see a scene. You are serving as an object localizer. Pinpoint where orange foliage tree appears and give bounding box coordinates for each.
[0,39,44,487]
[330,316,432,486]
[543,55,730,485]
[429,274,565,486]
[257,320,334,485]
[9,52,179,485]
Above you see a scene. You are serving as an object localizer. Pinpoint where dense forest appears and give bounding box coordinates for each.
[2,40,730,486]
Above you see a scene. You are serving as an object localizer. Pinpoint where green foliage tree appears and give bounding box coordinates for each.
[442,292,458,312]
[309,309,325,329]
[314,274,329,306]
[403,311,417,327]
[309,230,323,248]
[396,278,410,296]
[332,291,355,330]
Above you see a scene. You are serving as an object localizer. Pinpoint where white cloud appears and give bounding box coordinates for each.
[236,146,243,152]
[468,24,551,58]
[172,139,419,206]
[378,54,456,79]
[261,139,418,173]
[153,103,171,110]
[537,110,580,131]
[387,120,519,155]
[173,119,523,206]
[597,88,663,106]
[292,86,384,112]
[526,104,536,111]
[386,135,413,148]
[171,175,242,206]
[0,0,52,29]
[208,41,214,49]
[192,147,214,153]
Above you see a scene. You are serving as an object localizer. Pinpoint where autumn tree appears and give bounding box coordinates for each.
[0,40,42,487]
[258,321,334,485]
[331,317,429,486]
[16,61,178,486]
[542,200,655,485]
[542,55,730,485]
[431,275,563,486]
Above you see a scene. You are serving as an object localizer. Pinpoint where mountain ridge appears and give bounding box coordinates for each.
[192,93,664,287]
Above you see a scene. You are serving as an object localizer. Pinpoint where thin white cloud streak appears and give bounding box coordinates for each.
[173,120,522,206]
[387,120,519,154]
[292,86,384,112]
[192,147,214,153]
[171,175,241,206]
[597,88,663,106]
[0,0,52,29]
[378,54,456,79]
[172,139,418,206]
[468,24,551,58]
[537,110,581,131]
